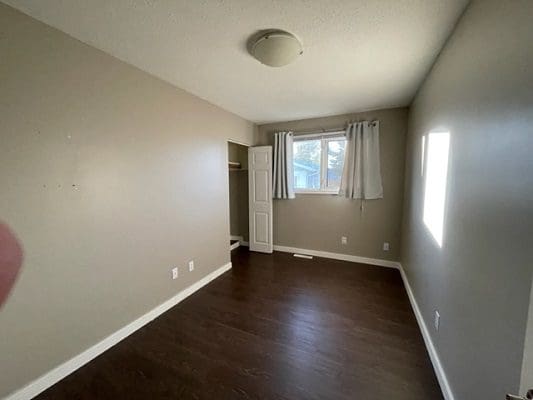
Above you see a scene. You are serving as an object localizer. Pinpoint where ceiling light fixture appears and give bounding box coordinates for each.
[250,30,303,67]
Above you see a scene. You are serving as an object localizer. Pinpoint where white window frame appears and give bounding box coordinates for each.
[293,132,346,195]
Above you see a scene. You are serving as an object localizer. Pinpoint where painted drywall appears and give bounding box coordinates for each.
[228,142,249,242]
[401,1,533,399]
[258,107,407,261]
[0,4,255,398]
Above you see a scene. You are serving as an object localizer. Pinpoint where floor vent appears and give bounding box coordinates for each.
[293,253,313,259]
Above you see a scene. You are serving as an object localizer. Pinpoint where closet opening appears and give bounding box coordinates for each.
[227,141,249,251]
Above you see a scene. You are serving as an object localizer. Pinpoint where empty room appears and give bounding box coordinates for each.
[1,1,532,399]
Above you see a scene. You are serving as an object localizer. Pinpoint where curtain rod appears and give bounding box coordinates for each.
[293,127,345,136]
[292,121,378,137]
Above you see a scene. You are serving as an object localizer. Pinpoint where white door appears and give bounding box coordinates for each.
[248,146,273,253]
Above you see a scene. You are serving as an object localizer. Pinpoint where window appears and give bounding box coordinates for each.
[423,131,450,247]
[293,135,346,193]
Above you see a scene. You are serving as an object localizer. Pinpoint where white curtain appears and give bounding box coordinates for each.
[339,121,383,199]
[273,131,295,199]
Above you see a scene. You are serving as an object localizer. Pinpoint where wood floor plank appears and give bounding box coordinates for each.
[35,248,442,400]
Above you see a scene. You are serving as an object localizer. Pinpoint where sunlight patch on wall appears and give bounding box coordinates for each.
[423,132,450,247]
[421,135,426,176]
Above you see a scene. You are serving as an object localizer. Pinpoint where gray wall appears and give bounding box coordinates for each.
[258,107,407,261]
[0,4,255,398]
[401,1,533,399]
[228,142,249,242]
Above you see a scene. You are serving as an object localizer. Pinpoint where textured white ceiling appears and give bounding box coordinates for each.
[3,0,468,123]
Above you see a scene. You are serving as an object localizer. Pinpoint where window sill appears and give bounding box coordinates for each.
[294,191,339,195]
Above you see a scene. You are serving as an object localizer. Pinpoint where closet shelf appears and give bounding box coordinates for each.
[228,161,246,170]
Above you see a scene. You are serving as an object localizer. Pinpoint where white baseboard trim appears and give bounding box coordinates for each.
[273,245,400,269]
[398,264,455,400]
[229,236,248,251]
[5,262,232,400]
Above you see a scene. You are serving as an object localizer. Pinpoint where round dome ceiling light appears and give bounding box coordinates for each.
[251,30,303,67]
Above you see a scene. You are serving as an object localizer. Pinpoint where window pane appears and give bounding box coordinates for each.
[293,140,321,190]
[326,139,345,189]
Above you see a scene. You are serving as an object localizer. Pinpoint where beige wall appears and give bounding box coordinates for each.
[0,4,255,398]
[258,107,407,261]
[228,142,249,242]
[401,1,533,399]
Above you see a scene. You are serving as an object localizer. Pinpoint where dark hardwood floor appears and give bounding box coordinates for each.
[36,248,442,400]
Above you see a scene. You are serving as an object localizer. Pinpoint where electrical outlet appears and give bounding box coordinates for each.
[188,260,194,272]
[341,236,348,245]
[171,267,178,280]
[383,242,390,251]
[434,311,440,331]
